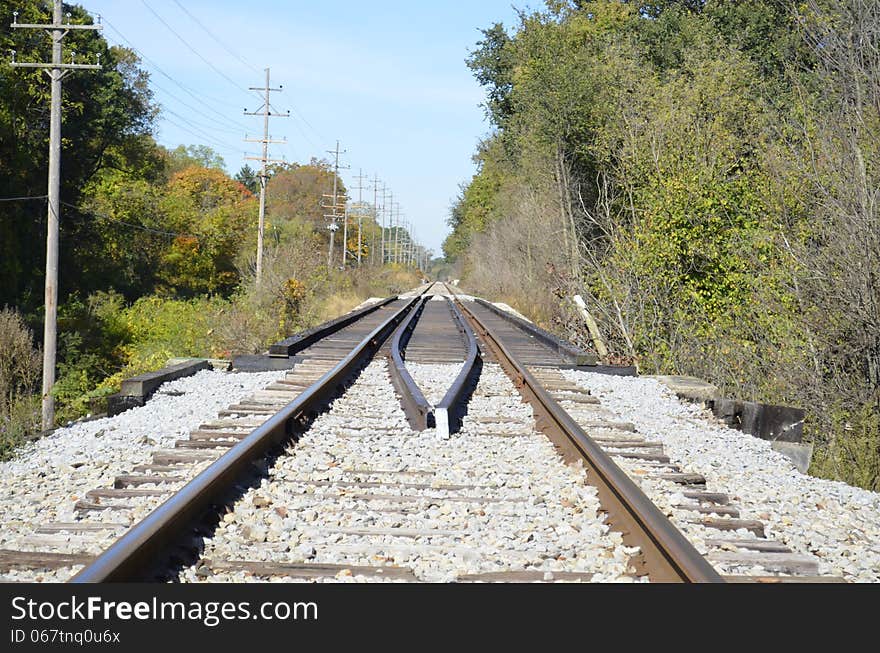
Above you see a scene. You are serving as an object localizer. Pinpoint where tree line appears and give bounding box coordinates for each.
[0,0,421,453]
[445,0,880,490]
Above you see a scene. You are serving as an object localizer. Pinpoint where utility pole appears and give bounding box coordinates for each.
[323,141,349,269]
[393,203,401,264]
[382,188,393,265]
[10,3,102,430]
[353,169,368,267]
[371,174,380,266]
[245,68,289,285]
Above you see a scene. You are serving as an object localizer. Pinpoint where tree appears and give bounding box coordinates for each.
[451,0,880,490]
[265,159,346,233]
[235,164,259,194]
[166,145,226,175]
[158,166,255,296]
[0,0,157,313]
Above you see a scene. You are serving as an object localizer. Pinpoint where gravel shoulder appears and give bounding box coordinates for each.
[564,371,880,582]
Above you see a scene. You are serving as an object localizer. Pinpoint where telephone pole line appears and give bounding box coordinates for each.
[393,203,401,264]
[323,141,349,269]
[371,174,380,266]
[382,191,394,265]
[10,2,102,430]
[353,169,369,267]
[380,184,390,265]
[244,68,289,286]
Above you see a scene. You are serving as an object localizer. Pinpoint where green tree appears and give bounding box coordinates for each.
[0,0,157,313]
[235,164,259,194]
[166,144,226,175]
[158,166,255,296]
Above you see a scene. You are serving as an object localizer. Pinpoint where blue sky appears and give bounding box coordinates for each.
[81,0,532,255]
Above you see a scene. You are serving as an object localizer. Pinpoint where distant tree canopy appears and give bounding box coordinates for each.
[0,1,341,313]
[266,159,347,229]
[0,1,422,443]
[165,145,227,175]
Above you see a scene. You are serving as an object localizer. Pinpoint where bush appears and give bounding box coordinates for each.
[0,308,41,458]
[810,402,880,493]
[52,292,228,422]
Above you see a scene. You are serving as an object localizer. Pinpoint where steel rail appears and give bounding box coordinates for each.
[268,296,397,358]
[434,298,481,438]
[472,297,595,366]
[388,296,433,430]
[452,292,724,583]
[71,293,424,583]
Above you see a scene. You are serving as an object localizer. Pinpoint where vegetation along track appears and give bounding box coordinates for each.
[0,282,843,582]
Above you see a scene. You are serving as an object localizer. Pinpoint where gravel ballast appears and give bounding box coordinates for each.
[183,361,639,583]
[563,370,880,582]
[0,369,287,582]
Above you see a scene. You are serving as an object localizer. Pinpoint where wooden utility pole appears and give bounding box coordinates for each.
[371,174,380,266]
[245,68,288,285]
[353,169,369,267]
[393,203,401,264]
[10,3,102,430]
[323,141,349,269]
[382,189,393,265]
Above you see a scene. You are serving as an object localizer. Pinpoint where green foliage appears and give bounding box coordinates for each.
[166,145,227,175]
[443,138,506,260]
[52,292,227,422]
[0,308,41,459]
[454,0,880,490]
[115,295,226,370]
[811,402,880,493]
[0,1,157,312]
[235,165,259,194]
[52,292,130,421]
[158,166,256,296]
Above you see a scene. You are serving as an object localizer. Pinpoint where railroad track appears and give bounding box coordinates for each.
[0,282,845,582]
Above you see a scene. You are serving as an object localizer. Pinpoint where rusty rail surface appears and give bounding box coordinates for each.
[70,293,424,583]
[451,288,724,583]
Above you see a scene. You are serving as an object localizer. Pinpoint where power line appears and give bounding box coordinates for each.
[103,11,320,162]
[150,79,248,134]
[170,0,259,74]
[139,0,259,104]
[0,194,48,202]
[162,108,243,152]
[102,18,250,128]
[60,201,198,239]
[289,106,326,148]
[165,3,323,147]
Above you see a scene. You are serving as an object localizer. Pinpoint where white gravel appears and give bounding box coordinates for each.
[563,371,880,582]
[184,361,640,583]
[407,361,464,405]
[0,369,287,582]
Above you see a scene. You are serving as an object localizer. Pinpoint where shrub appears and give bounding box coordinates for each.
[0,308,41,458]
